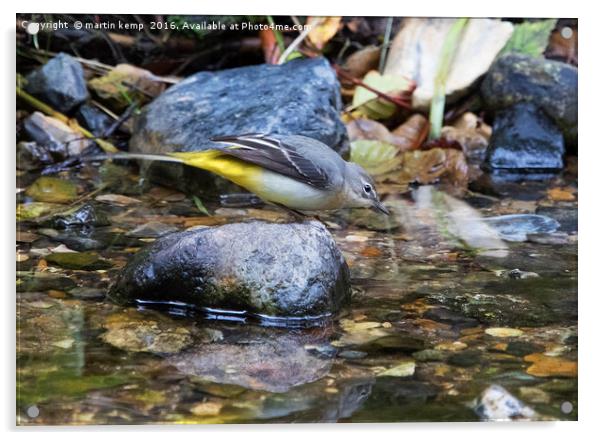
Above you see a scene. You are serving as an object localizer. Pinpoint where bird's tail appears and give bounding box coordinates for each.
[83,150,224,168]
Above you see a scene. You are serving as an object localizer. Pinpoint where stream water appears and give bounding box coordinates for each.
[16,160,578,424]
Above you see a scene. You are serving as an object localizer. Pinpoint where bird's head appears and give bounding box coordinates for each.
[344,162,389,215]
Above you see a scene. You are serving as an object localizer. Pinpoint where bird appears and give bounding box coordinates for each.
[93,133,389,216]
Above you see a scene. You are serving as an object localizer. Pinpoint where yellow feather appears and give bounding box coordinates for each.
[167,150,263,189]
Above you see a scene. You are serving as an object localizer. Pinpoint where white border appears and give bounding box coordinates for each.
[3,1,596,439]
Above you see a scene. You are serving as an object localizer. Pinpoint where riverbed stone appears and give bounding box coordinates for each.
[24,52,89,113]
[108,221,350,317]
[481,53,577,143]
[129,57,348,192]
[485,103,565,172]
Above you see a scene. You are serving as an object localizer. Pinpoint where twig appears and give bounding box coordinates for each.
[379,17,394,74]
[277,21,315,64]
[333,64,414,110]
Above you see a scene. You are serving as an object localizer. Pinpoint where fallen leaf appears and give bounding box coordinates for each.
[547,187,576,202]
[350,140,403,177]
[441,112,491,161]
[307,17,342,50]
[342,45,381,79]
[16,202,63,221]
[399,148,469,189]
[391,114,430,150]
[524,353,577,377]
[360,246,382,257]
[545,25,577,65]
[500,19,557,57]
[351,70,414,119]
[259,28,281,64]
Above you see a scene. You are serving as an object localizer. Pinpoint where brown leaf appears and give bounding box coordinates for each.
[399,148,469,190]
[259,29,281,64]
[547,187,576,202]
[346,114,428,152]
[307,17,342,50]
[343,46,381,79]
[391,114,430,151]
[545,26,578,65]
[524,353,577,378]
[441,112,491,161]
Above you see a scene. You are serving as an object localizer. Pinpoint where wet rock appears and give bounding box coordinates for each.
[16,271,77,292]
[527,232,570,245]
[358,334,426,354]
[483,213,560,242]
[385,18,513,110]
[473,384,538,421]
[481,53,578,142]
[130,57,348,192]
[25,177,78,203]
[101,309,194,355]
[169,328,333,393]
[377,360,416,377]
[76,104,113,136]
[41,204,110,229]
[126,221,178,238]
[16,141,54,170]
[485,103,565,173]
[496,269,540,280]
[423,307,479,328]
[109,221,350,317]
[535,206,577,233]
[24,53,89,113]
[524,353,577,378]
[23,112,92,158]
[46,251,113,270]
[68,287,106,300]
[505,341,544,357]
[370,377,439,404]
[447,350,481,367]
[338,350,368,360]
[412,349,446,362]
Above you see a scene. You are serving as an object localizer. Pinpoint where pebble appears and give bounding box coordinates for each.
[434,341,468,351]
[190,401,223,417]
[485,327,524,337]
[338,350,368,360]
[376,360,416,377]
[524,353,577,377]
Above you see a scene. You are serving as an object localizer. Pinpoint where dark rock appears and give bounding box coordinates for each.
[357,334,426,354]
[109,221,350,317]
[16,271,77,292]
[24,53,89,113]
[45,251,113,270]
[412,349,446,362]
[481,53,577,142]
[423,307,479,328]
[485,103,565,172]
[338,350,368,360]
[526,232,570,245]
[76,104,113,136]
[130,57,349,192]
[16,141,54,170]
[68,287,106,300]
[535,206,578,233]
[41,204,110,229]
[372,378,439,404]
[447,350,481,367]
[505,341,544,357]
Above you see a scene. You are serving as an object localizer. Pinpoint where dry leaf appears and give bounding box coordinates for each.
[307,17,342,50]
[259,28,281,64]
[343,45,381,79]
[351,70,414,119]
[400,148,469,189]
[441,112,491,162]
[96,194,142,206]
[547,187,576,202]
[347,115,428,152]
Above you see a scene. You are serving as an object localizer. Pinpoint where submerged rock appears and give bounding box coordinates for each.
[41,204,110,229]
[109,221,350,317]
[481,53,578,142]
[24,52,89,114]
[483,213,560,242]
[485,103,565,173]
[130,57,348,191]
[76,104,113,136]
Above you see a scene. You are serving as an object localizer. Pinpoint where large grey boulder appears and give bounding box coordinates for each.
[108,221,350,318]
[24,53,89,113]
[129,57,348,192]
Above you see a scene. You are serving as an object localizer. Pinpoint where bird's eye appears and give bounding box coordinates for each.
[363,184,372,194]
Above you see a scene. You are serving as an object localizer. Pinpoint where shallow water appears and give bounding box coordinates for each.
[16,162,578,424]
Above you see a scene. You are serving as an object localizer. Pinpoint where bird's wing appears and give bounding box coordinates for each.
[210,134,333,189]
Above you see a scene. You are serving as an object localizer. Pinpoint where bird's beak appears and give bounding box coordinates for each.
[371,200,390,215]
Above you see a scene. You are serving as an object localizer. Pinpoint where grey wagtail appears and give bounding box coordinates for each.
[95,133,389,215]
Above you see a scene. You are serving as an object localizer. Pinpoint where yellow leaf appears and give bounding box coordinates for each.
[307,17,342,50]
